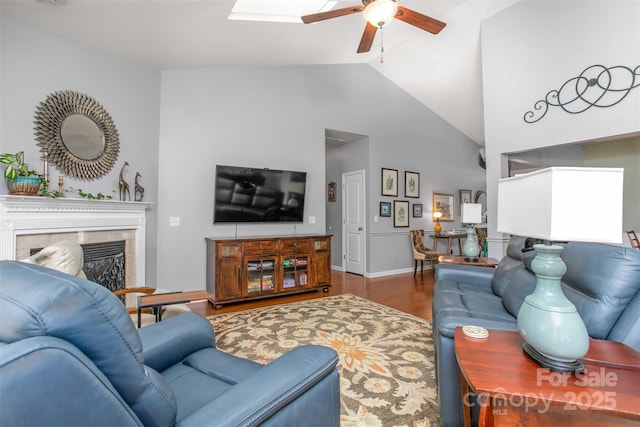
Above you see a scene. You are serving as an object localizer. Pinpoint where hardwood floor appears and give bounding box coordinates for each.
[189,269,436,322]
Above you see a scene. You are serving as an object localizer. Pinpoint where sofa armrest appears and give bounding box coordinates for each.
[435,316,518,339]
[138,312,215,372]
[435,263,496,287]
[177,345,340,427]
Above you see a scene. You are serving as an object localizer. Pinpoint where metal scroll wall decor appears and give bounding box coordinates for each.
[34,90,120,181]
[524,64,640,123]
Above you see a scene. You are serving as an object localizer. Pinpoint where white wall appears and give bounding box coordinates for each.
[0,16,162,284]
[481,1,640,255]
[157,65,485,289]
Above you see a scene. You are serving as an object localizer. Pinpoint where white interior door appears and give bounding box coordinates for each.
[343,170,365,275]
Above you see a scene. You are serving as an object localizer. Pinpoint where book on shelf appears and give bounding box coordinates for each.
[298,272,307,285]
[283,278,296,288]
[262,274,274,291]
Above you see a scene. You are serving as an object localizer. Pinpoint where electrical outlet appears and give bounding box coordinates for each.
[169,216,180,226]
[309,216,316,224]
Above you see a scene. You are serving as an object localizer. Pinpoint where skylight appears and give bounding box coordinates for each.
[228,0,337,23]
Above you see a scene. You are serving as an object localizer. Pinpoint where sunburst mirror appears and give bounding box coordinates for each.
[34,90,119,181]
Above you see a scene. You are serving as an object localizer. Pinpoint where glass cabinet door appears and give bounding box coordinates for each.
[281,256,309,290]
[246,258,276,294]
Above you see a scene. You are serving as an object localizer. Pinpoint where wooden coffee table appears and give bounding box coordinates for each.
[438,255,499,267]
[454,328,640,426]
[137,290,212,327]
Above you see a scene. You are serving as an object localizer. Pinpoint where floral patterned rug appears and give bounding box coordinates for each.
[208,294,439,427]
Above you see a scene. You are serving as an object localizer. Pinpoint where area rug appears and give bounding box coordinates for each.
[208,294,439,427]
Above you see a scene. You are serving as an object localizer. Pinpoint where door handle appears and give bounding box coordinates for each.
[358,227,363,231]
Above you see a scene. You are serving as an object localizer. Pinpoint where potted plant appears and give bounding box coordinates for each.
[0,151,41,195]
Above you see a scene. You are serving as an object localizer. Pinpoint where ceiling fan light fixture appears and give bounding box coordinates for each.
[363,0,397,28]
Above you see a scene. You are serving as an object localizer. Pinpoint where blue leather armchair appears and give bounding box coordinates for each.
[0,261,340,426]
[432,236,640,426]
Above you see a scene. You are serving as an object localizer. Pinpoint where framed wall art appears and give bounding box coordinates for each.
[433,192,455,222]
[459,189,471,213]
[327,181,336,202]
[405,171,420,198]
[380,201,391,217]
[459,189,472,204]
[413,203,423,218]
[381,168,398,197]
[394,200,410,227]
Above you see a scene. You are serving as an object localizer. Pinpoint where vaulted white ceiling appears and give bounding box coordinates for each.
[0,0,518,144]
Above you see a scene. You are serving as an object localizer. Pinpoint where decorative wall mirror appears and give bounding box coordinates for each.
[34,90,119,181]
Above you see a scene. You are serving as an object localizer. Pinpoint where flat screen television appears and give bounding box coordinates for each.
[214,165,307,223]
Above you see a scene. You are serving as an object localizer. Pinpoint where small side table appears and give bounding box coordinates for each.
[438,255,499,268]
[429,232,466,255]
[137,290,212,327]
[454,328,640,426]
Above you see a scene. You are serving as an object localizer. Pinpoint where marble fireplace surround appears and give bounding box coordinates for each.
[0,195,152,289]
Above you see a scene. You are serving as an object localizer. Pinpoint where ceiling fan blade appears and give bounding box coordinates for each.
[301,5,364,24]
[395,6,446,34]
[357,22,378,53]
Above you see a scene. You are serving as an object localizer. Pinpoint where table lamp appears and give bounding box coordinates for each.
[497,167,624,373]
[461,203,483,261]
[433,211,443,233]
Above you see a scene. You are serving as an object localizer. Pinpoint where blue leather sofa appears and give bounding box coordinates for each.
[0,260,341,426]
[432,236,640,427]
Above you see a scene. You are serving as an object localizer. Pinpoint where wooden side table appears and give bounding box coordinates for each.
[429,232,466,255]
[137,290,212,327]
[454,328,640,426]
[438,255,499,268]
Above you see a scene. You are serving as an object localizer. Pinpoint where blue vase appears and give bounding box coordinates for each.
[462,227,480,259]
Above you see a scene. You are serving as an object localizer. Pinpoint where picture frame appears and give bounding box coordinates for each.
[328,182,336,202]
[412,203,423,218]
[405,171,420,198]
[459,189,472,205]
[394,200,410,227]
[459,189,471,213]
[381,168,398,197]
[380,201,391,217]
[433,192,455,222]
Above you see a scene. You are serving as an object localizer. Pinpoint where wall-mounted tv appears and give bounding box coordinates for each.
[214,165,307,223]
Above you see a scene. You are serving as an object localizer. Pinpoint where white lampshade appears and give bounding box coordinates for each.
[363,0,397,27]
[461,203,482,224]
[497,167,624,244]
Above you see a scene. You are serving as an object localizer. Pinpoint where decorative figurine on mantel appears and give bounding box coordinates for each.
[134,172,144,202]
[118,161,130,201]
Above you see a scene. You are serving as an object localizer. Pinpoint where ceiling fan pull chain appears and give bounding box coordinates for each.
[380,27,384,63]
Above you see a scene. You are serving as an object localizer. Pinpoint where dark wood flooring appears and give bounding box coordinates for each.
[189,269,435,322]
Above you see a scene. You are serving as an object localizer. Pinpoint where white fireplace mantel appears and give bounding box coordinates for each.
[0,195,152,286]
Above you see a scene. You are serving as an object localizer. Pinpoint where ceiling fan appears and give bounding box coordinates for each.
[301,0,446,54]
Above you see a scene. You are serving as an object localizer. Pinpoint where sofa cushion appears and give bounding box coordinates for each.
[500,267,538,317]
[560,242,640,339]
[491,235,527,297]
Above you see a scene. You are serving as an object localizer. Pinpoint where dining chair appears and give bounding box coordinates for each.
[409,229,443,276]
[627,230,640,250]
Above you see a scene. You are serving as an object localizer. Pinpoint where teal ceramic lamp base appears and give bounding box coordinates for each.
[517,243,589,375]
[462,227,480,262]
